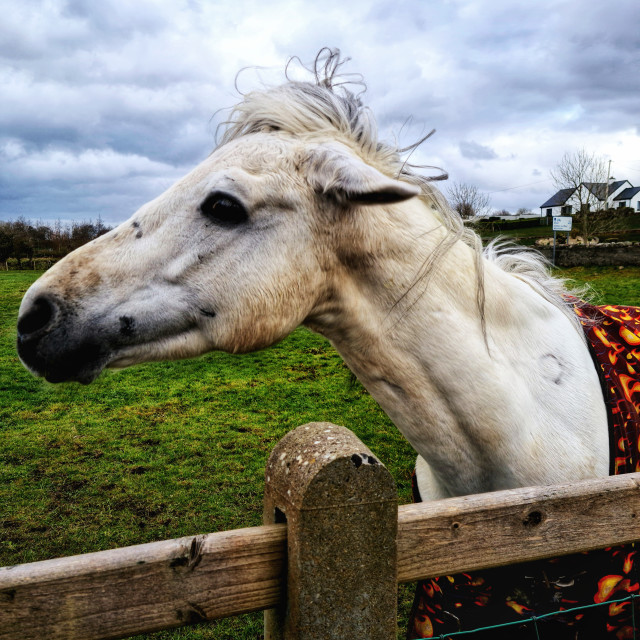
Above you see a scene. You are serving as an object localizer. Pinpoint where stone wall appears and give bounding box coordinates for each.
[537,243,640,267]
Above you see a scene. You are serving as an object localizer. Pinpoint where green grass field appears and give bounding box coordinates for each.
[477,214,640,246]
[2,266,640,638]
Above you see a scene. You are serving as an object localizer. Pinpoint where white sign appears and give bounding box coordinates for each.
[553,216,572,232]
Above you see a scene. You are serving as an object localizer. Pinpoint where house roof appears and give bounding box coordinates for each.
[540,188,575,208]
[583,180,629,200]
[582,182,607,199]
[614,186,640,201]
[609,180,628,195]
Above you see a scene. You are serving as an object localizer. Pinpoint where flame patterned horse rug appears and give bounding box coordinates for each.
[408,302,640,640]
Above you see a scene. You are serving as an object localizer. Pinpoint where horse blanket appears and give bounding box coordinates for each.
[408,302,640,640]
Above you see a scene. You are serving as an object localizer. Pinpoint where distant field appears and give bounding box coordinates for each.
[478,214,640,246]
[2,266,640,639]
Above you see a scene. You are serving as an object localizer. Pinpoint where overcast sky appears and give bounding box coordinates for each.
[1,0,639,225]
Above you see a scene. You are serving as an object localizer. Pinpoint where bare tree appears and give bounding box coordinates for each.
[0,217,113,268]
[446,182,492,219]
[550,149,609,244]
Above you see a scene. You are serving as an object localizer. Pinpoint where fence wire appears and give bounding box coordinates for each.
[417,594,640,639]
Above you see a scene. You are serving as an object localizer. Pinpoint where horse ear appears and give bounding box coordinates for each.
[304,144,420,205]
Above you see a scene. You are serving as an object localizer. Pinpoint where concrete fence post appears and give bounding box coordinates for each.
[263,422,398,640]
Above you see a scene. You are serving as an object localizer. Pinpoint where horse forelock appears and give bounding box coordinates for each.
[218,50,446,206]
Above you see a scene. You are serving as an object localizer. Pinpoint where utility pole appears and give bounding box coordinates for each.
[604,159,612,210]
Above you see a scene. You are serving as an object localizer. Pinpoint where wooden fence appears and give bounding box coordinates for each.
[2,421,640,639]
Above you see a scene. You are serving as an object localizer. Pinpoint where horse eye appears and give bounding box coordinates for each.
[200,192,248,226]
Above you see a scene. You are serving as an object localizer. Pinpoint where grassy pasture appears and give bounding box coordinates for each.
[2,266,640,638]
[477,214,640,246]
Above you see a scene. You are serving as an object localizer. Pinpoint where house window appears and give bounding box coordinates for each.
[637,202,640,211]
[546,208,552,216]
[561,205,572,215]
[618,202,626,208]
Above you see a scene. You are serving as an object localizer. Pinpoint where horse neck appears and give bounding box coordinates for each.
[307,203,609,497]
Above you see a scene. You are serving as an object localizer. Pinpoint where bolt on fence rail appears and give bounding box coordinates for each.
[2,422,640,639]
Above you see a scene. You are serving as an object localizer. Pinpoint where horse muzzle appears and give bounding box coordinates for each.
[17,294,110,384]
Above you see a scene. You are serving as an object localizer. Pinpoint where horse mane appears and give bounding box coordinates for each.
[217,48,451,210]
[218,49,585,334]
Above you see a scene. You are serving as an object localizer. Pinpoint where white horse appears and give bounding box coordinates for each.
[17,51,608,507]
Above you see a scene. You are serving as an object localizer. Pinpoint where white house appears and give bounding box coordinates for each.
[540,179,636,216]
[614,186,640,211]
[539,188,576,217]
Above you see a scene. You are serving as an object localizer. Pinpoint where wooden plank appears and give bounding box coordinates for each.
[3,473,640,640]
[397,472,640,583]
[0,524,286,640]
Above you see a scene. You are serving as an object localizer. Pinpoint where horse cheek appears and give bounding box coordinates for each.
[223,270,319,354]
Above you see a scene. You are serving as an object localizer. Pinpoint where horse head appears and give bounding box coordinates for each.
[17,128,419,383]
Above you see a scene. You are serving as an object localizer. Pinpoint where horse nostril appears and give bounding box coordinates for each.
[18,296,57,337]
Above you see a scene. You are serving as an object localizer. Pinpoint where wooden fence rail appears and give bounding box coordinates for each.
[2,422,640,639]
[0,525,287,640]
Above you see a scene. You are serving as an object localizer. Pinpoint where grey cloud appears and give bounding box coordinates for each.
[0,150,186,224]
[459,141,498,160]
[62,0,170,34]
[0,0,638,224]
[386,1,637,141]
